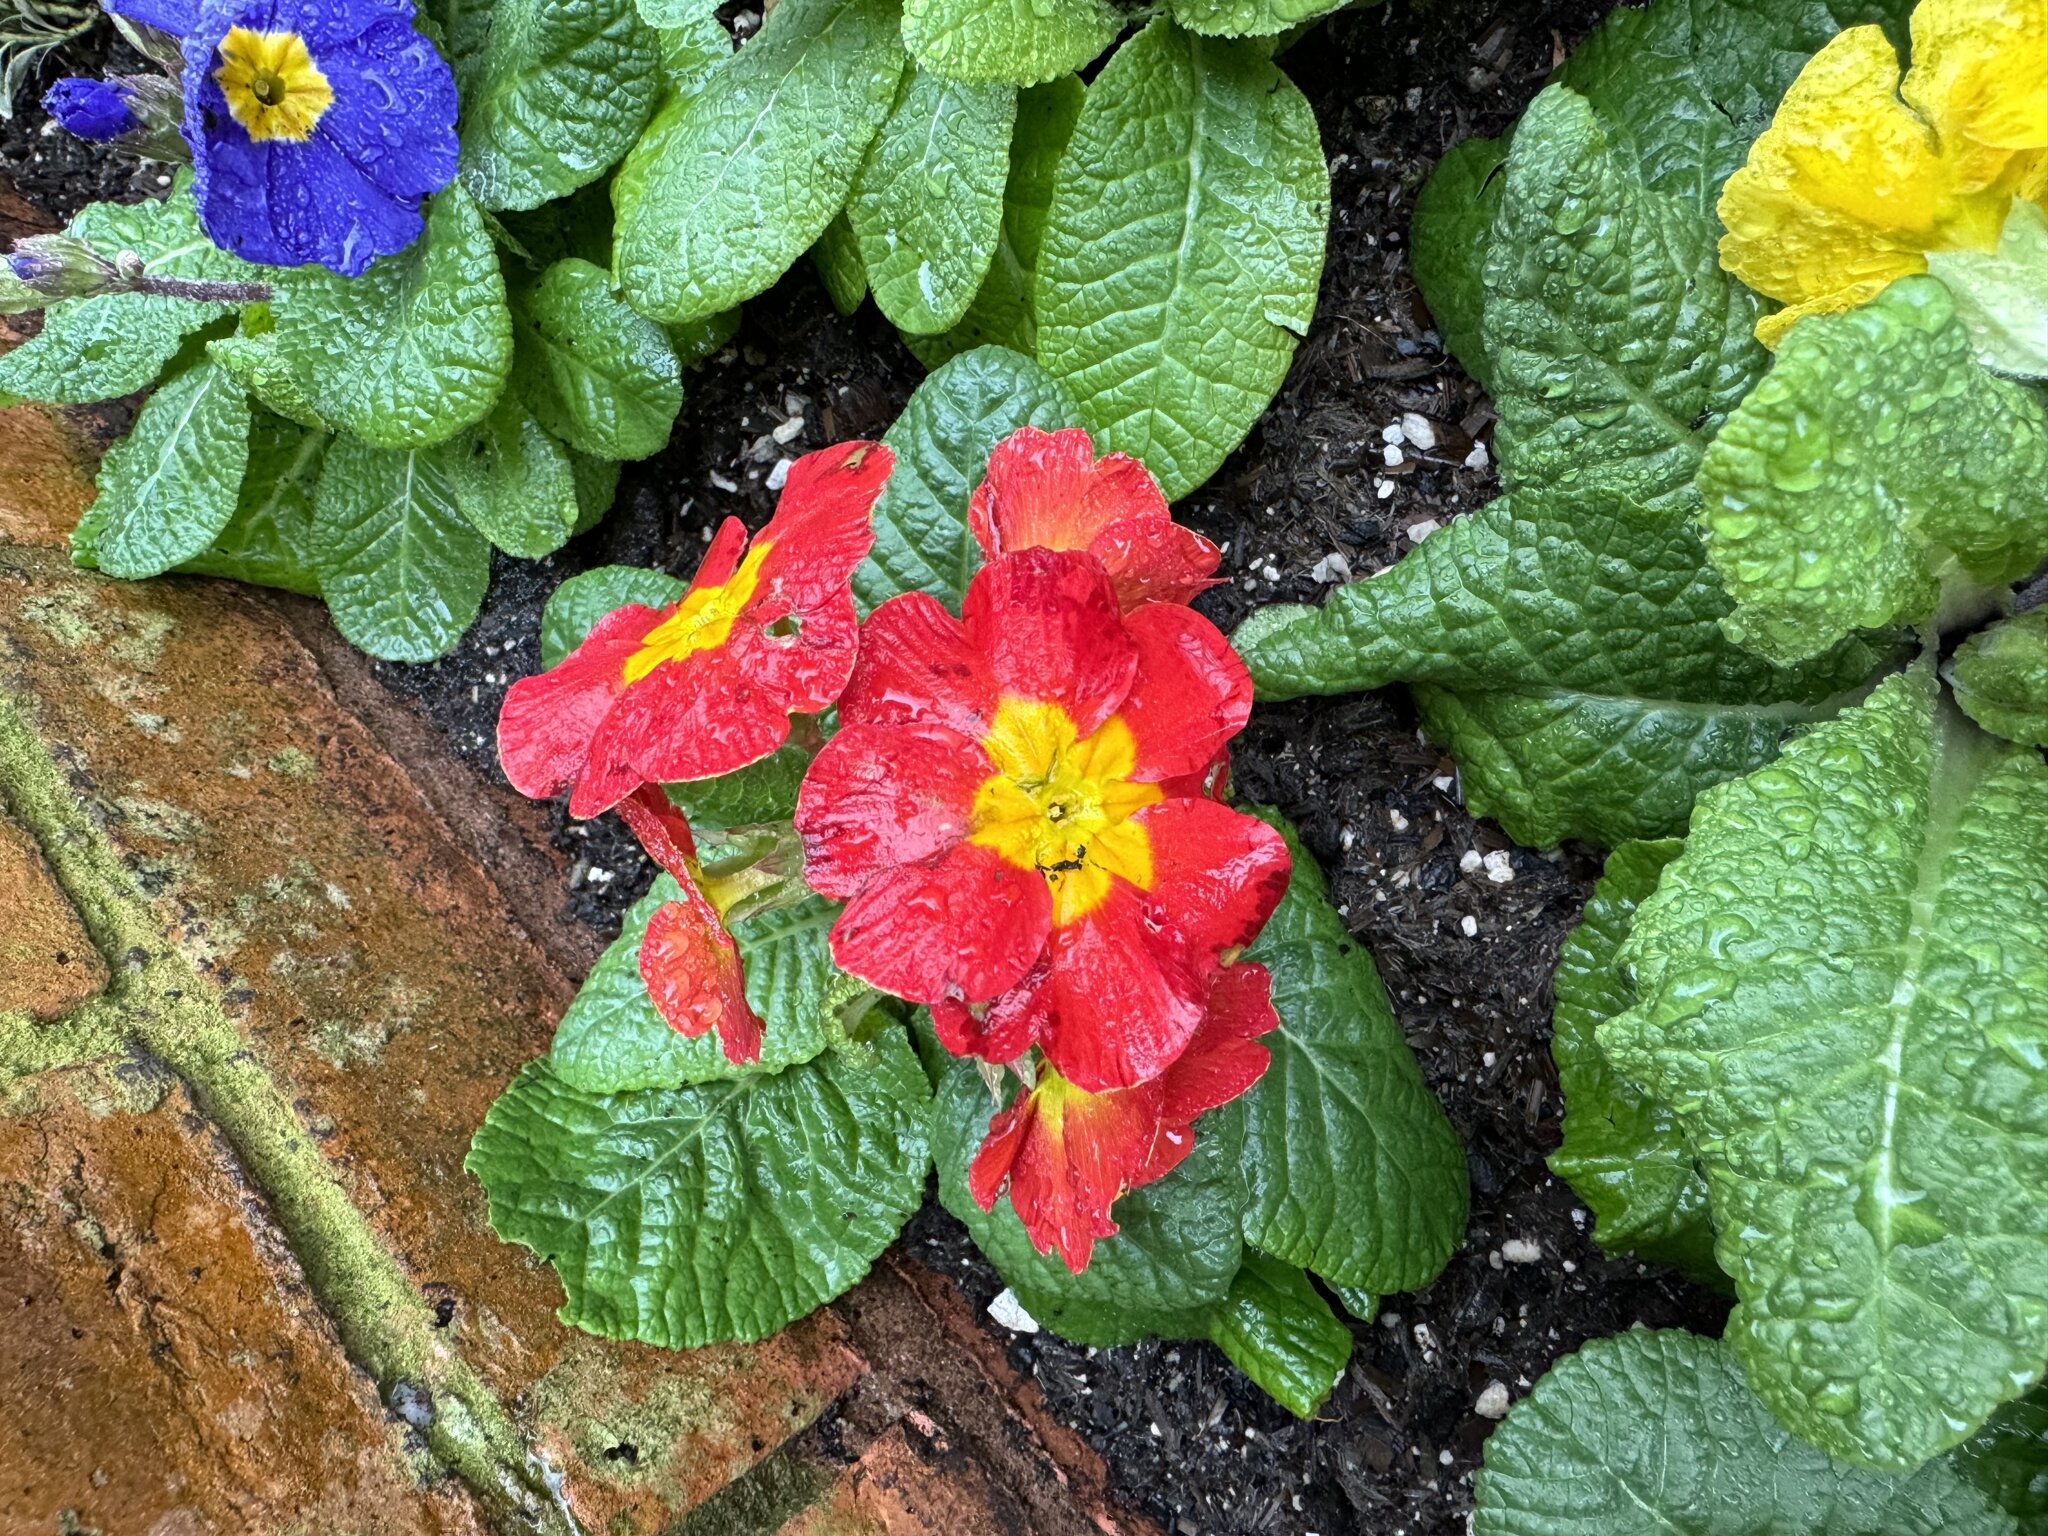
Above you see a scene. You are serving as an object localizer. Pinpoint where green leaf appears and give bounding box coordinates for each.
[206,329,335,431]
[653,9,734,94]
[514,257,683,460]
[612,0,906,323]
[1232,489,1898,848]
[570,451,622,533]
[1603,667,2048,1469]
[902,74,1083,368]
[1951,609,2048,749]
[271,185,513,450]
[1927,201,2048,381]
[667,307,742,368]
[899,0,1117,86]
[932,1053,1243,1343]
[849,69,1015,335]
[1165,0,1343,39]
[810,214,868,317]
[1225,809,1467,1293]
[854,345,1078,611]
[668,745,812,827]
[1482,86,1763,512]
[541,564,687,667]
[1329,1283,1377,1323]
[549,878,836,1092]
[1409,134,1505,391]
[456,0,662,212]
[1958,1388,2048,1535]
[468,1031,931,1348]
[637,0,713,26]
[1035,21,1327,500]
[310,436,491,663]
[176,412,330,595]
[442,395,581,559]
[1205,1252,1351,1418]
[1696,277,2048,665]
[0,185,260,405]
[1474,1330,2017,1536]
[91,361,253,580]
[1548,838,1718,1281]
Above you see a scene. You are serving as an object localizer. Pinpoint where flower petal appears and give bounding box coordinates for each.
[689,515,751,595]
[969,426,1167,555]
[828,841,1051,1004]
[1137,797,1292,959]
[497,602,662,803]
[1090,514,1222,610]
[931,958,1050,1062]
[640,894,762,1065]
[1116,601,1253,783]
[1158,963,1277,1126]
[613,783,699,886]
[1041,878,1211,1092]
[747,441,891,608]
[840,591,999,736]
[962,549,1136,738]
[572,642,795,815]
[311,16,459,199]
[797,722,989,899]
[1903,0,2048,178]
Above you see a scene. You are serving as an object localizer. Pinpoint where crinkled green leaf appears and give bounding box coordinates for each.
[207,329,334,431]
[1035,21,1327,500]
[669,745,812,827]
[541,564,687,667]
[1603,667,2048,1470]
[0,185,259,405]
[271,185,513,450]
[549,878,836,1092]
[1206,1252,1351,1418]
[1165,0,1342,38]
[570,451,622,534]
[1959,1388,2048,1535]
[1951,609,2048,749]
[1482,86,1763,511]
[849,68,1015,335]
[442,394,581,558]
[1410,133,1505,390]
[310,435,490,662]
[469,1030,931,1348]
[903,74,1082,368]
[854,345,1078,611]
[1927,201,2048,381]
[1697,278,2048,665]
[1474,1330,2016,1536]
[514,257,683,460]
[1233,489,1898,848]
[811,214,868,316]
[637,0,713,27]
[1224,809,1467,1293]
[612,0,905,323]
[456,0,661,211]
[899,0,1117,87]
[177,412,329,595]
[932,1053,1243,1342]
[1548,838,1718,1281]
[652,9,734,94]
[90,360,252,580]
[1329,1284,1377,1323]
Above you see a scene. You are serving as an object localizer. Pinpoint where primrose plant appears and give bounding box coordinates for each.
[469,373,1471,1419]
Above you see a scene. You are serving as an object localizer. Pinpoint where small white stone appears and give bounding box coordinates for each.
[1432,774,1454,792]
[1463,441,1491,470]
[1459,850,1484,874]
[1501,1238,1542,1264]
[1406,519,1441,543]
[1380,422,1406,445]
[1389,809,1410,832]
[1481,1051,1497,1068]
[1475,1382,1512,1420]
[1310,551,1352,584]
[987,1288,1039,1333]
[771,415,805,444]
[1483,850,1516,884]
[1460,915,1478,938]
[1381,443,1404,467]
[1438,1449,1455,1466]
[765,458,793,491]
[709,471,740,492]
[1375,478,1396,500]
[1400,412,1437,451]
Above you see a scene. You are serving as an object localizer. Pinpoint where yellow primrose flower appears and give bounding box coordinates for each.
[1717,0,2048,347]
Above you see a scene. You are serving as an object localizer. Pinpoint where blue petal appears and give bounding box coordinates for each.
[314,17,457,199]
[103,0,203,38]
[43,77,138,139]
[219,0,418,48]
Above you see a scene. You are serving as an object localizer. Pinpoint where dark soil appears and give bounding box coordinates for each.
[1,19,160,221]
[6,2,1730,1531]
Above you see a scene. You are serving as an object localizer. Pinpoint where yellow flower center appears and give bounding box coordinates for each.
[214,28,333,144]
[621,543,771,685]
[969,697,1162,926]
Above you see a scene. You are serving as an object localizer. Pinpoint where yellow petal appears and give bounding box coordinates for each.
[1904,0,2048,188]
[1752,274,1907,348]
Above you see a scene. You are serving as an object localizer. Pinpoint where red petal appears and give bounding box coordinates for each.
[1117,602,1253,783]
[931,958,1050,1063]
[839,591,998,737]
[497,602,662,804]
[690,516,751,593]
[827,841,1051,1004]
[640,894,763,1065]
[962,549,1136,739]
[1135,798,1292,959]
[969,427,1168,557]
[1091,514,1223,611]
[967,1092,1031,1212]
[1158,963,1277,1125]
[726,585,863,714]
[748,441,890,606]
[615,783,699,885]
[1040,879,1211,1092]
[795,722,989,899]
[988,1072,1166,1272]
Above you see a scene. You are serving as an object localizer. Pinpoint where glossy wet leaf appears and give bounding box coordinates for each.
[1951,609,2048,749]
[1958,1388,2048,1535]
[469,1030,931,1347]
[1035,21,1327,499]
[1206,1252,1351,1418]
[540,564,687,667]
[441,394,582,559]
[668,745,813,828]
[514,257,683,460]
[89,360,251,580]
[177,412,329,595]
[1409,133,1505,391]
[810,214,868,317]
[1232,489,1898,848]
[1475,1331,2016,1536]
[1697,278,2048,665]
[207,329,334,432]
[898,0,1118,86]
[1604,668,2048,1469]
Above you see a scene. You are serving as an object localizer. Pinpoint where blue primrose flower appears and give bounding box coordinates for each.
[105,0,459,276]
[43,77,140,140]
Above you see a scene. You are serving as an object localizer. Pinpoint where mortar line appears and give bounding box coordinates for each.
[0,685,584,1536]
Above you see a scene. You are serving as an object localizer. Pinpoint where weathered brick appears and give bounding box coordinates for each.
[0,809,102,1019]
[0,403,97,550]
[775,1423,1023,1536]
[0,1061,485,1534]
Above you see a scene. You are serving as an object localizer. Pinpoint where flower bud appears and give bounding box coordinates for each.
[4,235,119,301]
[42,77,137,141]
